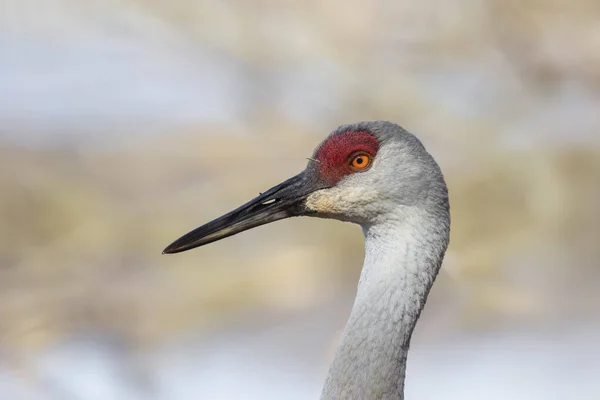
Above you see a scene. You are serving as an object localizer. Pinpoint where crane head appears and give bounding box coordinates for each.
[163,121,446,254]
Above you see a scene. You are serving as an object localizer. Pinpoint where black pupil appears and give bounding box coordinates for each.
[356,157,363,165]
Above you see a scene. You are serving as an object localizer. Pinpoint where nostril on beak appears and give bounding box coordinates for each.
[261,198,278,206]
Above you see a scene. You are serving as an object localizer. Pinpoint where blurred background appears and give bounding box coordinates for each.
[1,0,600,399]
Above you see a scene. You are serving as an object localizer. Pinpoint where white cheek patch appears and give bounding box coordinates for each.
[305,186,381,218]
[305,189,339,214]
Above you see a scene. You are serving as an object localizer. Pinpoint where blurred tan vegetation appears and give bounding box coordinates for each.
[1,0,600,357]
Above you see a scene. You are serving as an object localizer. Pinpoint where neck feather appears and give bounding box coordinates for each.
[321,208,449,400]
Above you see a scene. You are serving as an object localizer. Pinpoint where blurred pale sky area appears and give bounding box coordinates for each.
[1,1,599,399]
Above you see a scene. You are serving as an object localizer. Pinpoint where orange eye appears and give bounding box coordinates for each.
[349,153,372,171]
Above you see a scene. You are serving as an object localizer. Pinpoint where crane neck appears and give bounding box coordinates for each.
[321,208,450,399]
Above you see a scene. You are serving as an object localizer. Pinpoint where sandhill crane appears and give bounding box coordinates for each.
[163,121,450,399]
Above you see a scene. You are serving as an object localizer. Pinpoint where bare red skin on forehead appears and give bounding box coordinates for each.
[315,131,379,185]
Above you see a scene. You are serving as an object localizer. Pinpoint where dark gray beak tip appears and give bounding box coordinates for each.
[162,241,190,255]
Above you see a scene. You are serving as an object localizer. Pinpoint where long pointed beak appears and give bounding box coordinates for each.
[163,171,323,254]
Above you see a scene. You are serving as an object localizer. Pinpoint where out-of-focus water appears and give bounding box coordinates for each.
[2,308,599,399]
[2,1,600,148]
[0,32,242,142]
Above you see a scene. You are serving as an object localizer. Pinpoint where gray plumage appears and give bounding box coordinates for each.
[314,122,450,399]
[163,120,451,400]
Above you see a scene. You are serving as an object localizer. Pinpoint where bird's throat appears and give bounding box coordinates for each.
[321,213,449,399]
